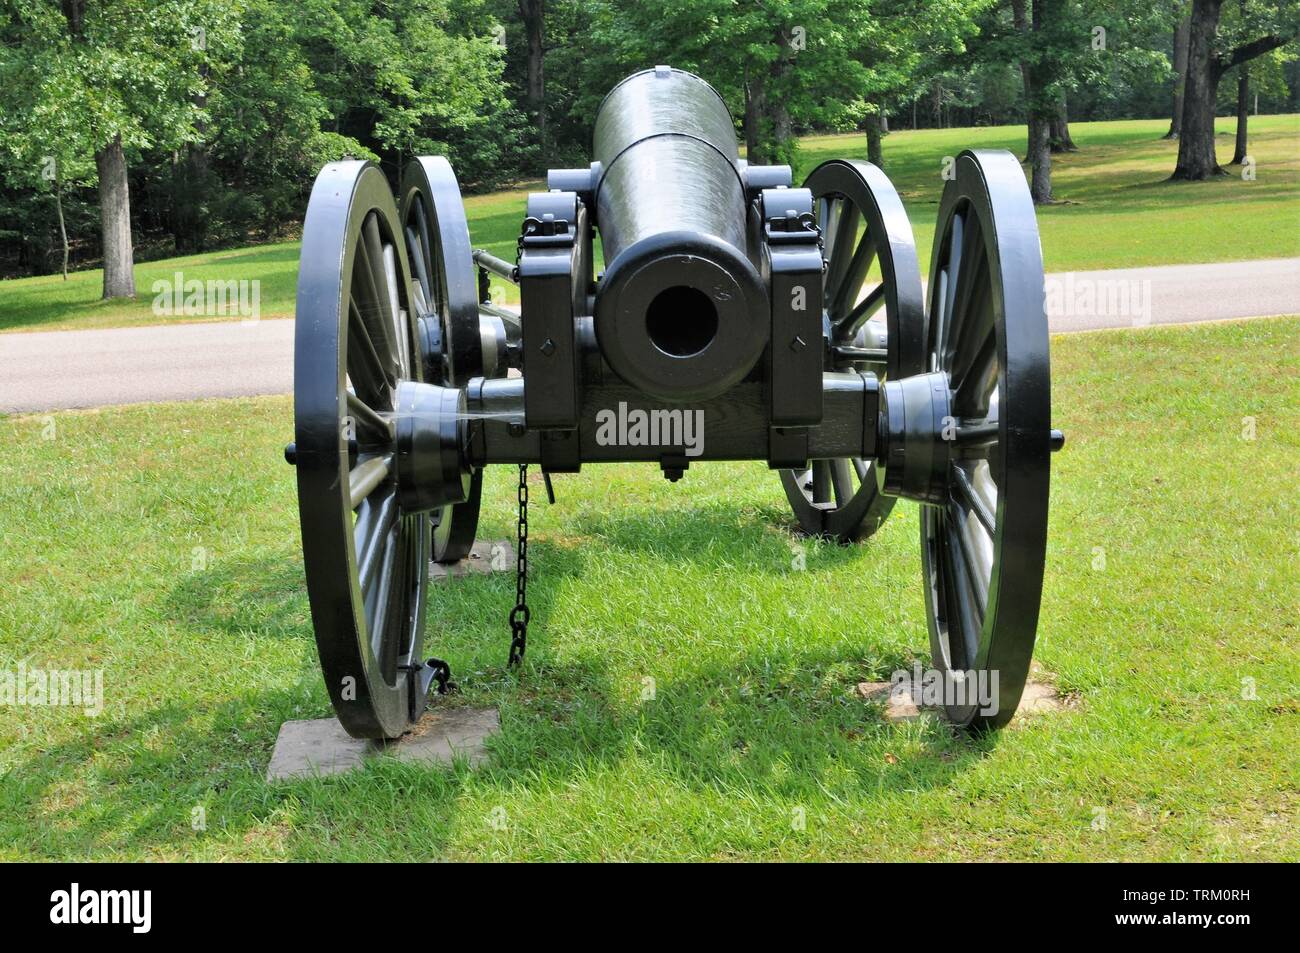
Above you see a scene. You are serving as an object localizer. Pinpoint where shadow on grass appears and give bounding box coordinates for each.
[7,501,982,858]
[164,552,310,641]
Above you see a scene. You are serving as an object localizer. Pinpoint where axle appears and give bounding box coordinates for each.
[365,369,1062,511]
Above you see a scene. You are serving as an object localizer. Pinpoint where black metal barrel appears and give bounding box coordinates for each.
[592,66,768,402]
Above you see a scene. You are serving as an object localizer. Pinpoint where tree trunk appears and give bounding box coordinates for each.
[1028,0,1057,202]
[766,30,794,162]
[53,173,69,280]
[1012,0,1033,160]
[1013,0,1056,202]
[744,74,768,164]
[1164,12,1191,138]
[773,103,792,156]
[96,134,135,299]
[879,106,889,135]
[1171,0,1293,178]
[519,0,546,157]
[866,109,884,167]
[1172,0,1225,179]
[174,64,210,253]
[1231,64,1249,164]
[1028,115,1053,203]
[1050,97,1077,152]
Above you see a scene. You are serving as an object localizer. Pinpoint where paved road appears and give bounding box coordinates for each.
[1042,257,1300,333]
[2,258,1296,414]
[1,318,295,414]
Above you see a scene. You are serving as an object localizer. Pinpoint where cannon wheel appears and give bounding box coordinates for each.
[921,150,1051,730]
[294,161,431,739]
[400,157,482,563]
[780,160,925,541]
[399,156,482,385]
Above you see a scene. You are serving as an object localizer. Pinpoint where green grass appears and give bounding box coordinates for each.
[1,317,1296,860]
[2,115,1297,331]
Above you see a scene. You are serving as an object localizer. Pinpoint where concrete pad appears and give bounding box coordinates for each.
[382,706,499,767]
[857,681,923,721]
[1015,681,1066,714]
[265,717,368,780]
[430,539,514,580]
[266,706,500,782]
[857,678,1065,724]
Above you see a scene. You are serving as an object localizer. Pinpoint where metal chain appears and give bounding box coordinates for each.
[508,463,530,666]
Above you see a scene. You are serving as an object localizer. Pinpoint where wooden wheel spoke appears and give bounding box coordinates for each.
[950,504,991,611]
[831,234,877,321]
[347,299,393,405]
[406,223,432,305]
[346,391,393,446]
[948,260,994,397]
[354,222,400,378]
[378,519,415,680]
[349,453,393,510]
[951,462,995,536]
[837,282,887,343]
[417,199,447,316]
[937,213,964,358]
[356,488,397,595]
[362,213,396,324]
[824,202,862,309]
[368,520,404,679]
[817,196,840,261]
[944,214,981,356]
[941,511,984,666]
[954,418,999,449]
[380,240,412,379]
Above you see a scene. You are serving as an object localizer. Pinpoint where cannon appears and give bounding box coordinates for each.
[288,66,1063,739]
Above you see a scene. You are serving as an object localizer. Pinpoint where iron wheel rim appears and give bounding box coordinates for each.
[400,157,485,563]
[920,150,1052,729]
[399,156,481,385]
[294,160,429,739]
[780,159,925,542]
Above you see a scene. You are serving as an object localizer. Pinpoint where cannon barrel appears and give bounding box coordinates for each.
[592,67,768,402]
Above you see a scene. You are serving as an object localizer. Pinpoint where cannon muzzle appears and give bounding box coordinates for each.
[592,67,768,401]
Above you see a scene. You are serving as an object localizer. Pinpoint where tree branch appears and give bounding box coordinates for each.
[1216,32,1295,75]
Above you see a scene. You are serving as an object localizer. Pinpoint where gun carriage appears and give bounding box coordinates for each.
[288,66,1062,739]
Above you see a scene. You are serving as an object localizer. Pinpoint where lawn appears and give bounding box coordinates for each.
[0,317,1296,860]
[2,115,1297,331]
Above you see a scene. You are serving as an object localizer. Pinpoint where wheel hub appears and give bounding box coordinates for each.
[878,371,956,506]
[392,381,471,515]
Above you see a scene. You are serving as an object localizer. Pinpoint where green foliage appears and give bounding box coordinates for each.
[0,0,1296,277]
[545,0,988,164]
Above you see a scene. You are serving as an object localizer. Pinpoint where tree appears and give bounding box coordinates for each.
[849,0,988,169]
[0,87,96,280]
[1230,60,1250,163]
[295,0,519,186]
[519,0,547,155]
[0,0,232,298]
[1165,4,1191,137]
[1010,0,1066,203]
[1171,0,1298,180]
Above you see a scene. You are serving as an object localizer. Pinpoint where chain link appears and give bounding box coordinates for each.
[508,463,529,666]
